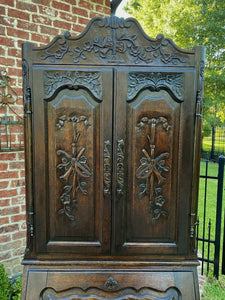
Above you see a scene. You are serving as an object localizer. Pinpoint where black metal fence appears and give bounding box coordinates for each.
[201,126,225,160]
[196,156,225,279]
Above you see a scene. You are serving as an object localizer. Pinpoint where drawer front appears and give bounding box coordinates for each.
[37,270,197,300]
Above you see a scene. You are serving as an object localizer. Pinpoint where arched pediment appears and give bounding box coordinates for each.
[32,16,195,66]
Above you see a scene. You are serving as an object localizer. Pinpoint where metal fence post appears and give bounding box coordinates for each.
[214,155,225,278]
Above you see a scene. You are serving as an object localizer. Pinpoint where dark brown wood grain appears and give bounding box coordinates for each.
[22,15,205,300]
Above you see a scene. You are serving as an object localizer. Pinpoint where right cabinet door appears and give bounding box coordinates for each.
[113,68,197,256]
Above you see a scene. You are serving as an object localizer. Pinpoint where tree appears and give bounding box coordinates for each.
[125,0,225,158]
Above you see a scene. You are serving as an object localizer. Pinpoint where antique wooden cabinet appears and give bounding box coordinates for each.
[22,16,205,299]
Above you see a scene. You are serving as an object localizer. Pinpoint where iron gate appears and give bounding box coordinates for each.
[196,156,225,279]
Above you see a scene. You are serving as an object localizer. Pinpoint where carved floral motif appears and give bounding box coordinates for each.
[56,115,91,221]
[103,140,111,196]
[39,16,189,65]
[127,72,184,102]
[41,287,177,300]
[195,60,205,118]
[116,139,125,196]
[136,117,170,223]
[44,71,102,100]
[104,277,119,290]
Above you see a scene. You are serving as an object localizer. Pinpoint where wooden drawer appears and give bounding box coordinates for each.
[24,267,199,300]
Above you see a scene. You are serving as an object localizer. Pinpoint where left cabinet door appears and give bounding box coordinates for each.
[32,67,113,257]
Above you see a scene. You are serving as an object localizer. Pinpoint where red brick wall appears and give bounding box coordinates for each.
[0,0,110,278]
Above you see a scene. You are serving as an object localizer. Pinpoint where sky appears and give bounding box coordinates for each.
[115,0,132,18]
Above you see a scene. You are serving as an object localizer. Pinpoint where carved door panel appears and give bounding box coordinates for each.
[32,67,113,255]
[113,68,196,256]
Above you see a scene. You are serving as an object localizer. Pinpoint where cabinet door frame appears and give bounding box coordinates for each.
[32,66,113,256]
[112,67,197,257]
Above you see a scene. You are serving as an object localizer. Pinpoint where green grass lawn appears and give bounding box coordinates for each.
[198,160,225,298]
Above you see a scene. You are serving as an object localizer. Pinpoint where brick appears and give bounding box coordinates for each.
[0,224,19,234]
[0,163,8,171]
[0,171,19,180]
[8,68,22,79]
[0,153,16,162]
[40,25,58,36]
[72,24,85,33]
[0,134,16,144]
[0,234,11,243]
[0,36,14,47]
[16,1,37,12]
[0,25,5,36]
[0,56,15,67]
[31,32,51,45]
[52,1,71,12]
[95,5,111,15]
[53,20,71,31]
[32,0,51,6]
[21,221,27,230]
[12,230,26,240]
[0,252,11,261]
[21,205,26,212]
[59,11,74,22]
[8,48,21,58]
[22,238,26,247]
[78,17,89,26]
[39,6,58,17]
[0,181,9,189]
[13,247,25,257]
[0,0,14,7]
[72,7,88,18]
[0,46,5,56]
[0,16,16,27]
[11,214,26,223]
[9,161,24,169]
[11,196,25,205]
[0,217,9,225]
[0,199,10,207]
[0,206,20,215]
[20,170,25,178]
[2,258,22,270]
[32,15,52,26]
[18,152,25,160]
[8,8,30,21]
[62,0,76,4]
[0,189,18,198]
[0,240,22,252]
[90,12,105,19]
[19,187,26,195]
[94,0,104,4]
[7,28,29,40]
[16,39,28,49]
[17,20,38,32]
[0,6,6,15]
[80,0,94,10]
[11,179,25,188]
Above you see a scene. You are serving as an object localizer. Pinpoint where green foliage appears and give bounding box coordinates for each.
[0,265,11,300]
[0,265,22,300]
[11,277,22,300]
[125,0,225,131]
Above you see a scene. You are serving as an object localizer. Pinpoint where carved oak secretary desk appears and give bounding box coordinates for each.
[22,16,205,300]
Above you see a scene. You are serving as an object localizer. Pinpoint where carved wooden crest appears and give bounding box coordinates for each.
[33,16,195,66]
